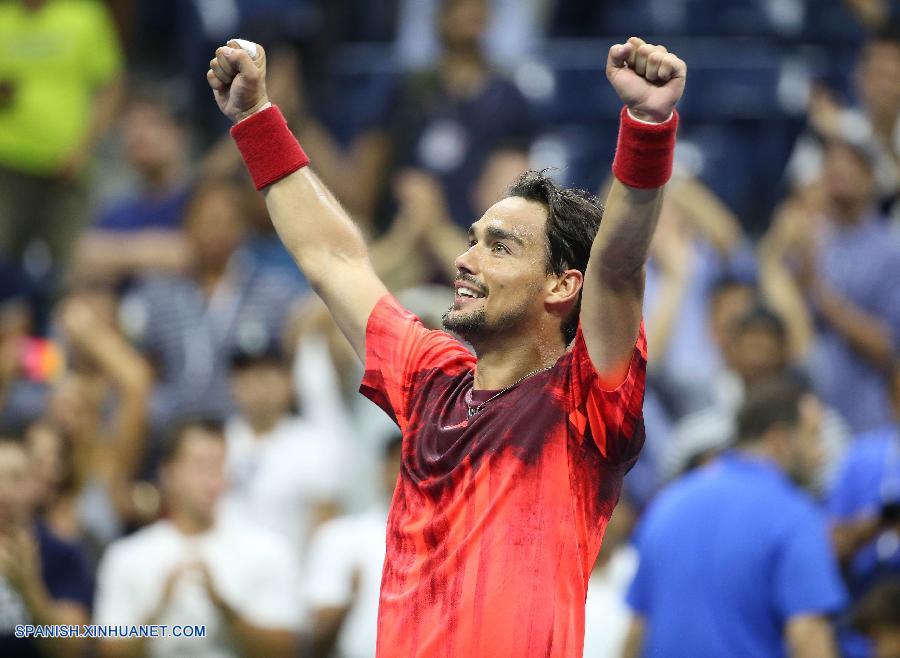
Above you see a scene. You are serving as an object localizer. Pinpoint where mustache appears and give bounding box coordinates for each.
[454,274,488,296]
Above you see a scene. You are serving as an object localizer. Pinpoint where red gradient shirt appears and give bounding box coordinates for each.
[360,295,646,657]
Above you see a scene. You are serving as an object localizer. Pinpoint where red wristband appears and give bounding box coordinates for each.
[230,105,310,190]
[611,107,678,189]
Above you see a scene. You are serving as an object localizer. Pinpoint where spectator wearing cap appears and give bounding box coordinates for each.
[624,376,846,658]
[828,361,900,658]
[219,332,348,564]
[94,419,301,658]
[0,437,92,658]
[121,177,307,433]
[305,434,401,658]
[764,138,900,434]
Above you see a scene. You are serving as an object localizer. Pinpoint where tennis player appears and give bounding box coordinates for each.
[208,34,686,657]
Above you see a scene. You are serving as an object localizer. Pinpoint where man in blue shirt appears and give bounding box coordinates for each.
[624,375,847,658]
[828,360,900,658]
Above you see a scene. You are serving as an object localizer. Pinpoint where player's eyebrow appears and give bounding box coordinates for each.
[468,224,526,247]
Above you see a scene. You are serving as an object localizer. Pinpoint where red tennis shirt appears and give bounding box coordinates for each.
[360,294,647,657]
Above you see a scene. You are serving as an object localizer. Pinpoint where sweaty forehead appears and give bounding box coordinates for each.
[471,196,548,245]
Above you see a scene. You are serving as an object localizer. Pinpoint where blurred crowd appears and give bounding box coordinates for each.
[0,0,899,657]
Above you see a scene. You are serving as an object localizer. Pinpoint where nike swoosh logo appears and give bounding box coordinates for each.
[440,419,469,431]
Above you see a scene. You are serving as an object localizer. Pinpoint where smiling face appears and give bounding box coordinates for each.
[442,196,558,344]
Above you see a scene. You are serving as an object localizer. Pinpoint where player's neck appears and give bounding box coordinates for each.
[472,336,563,390]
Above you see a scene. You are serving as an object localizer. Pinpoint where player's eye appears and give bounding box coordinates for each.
[467,239,477,248]
[492,243,510,254]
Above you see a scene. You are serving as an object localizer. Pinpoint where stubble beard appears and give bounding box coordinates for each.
[441,301,530,344]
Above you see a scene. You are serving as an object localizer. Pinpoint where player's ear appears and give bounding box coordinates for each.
[545,269,582,306]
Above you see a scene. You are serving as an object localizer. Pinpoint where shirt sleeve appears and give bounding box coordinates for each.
[305,520,357,609]
[564,324,648,466]
[359,294,474,429]
[772,505,847,619]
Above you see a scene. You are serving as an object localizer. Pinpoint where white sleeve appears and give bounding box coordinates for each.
[239,536,305,631]
[305,519,357,609]
[93,544,145,625]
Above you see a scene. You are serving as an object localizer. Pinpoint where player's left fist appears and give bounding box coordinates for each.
[606,37,686,123]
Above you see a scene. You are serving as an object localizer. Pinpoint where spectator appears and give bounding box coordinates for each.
[35,290,154,550]
[305,434,402,658]
[851,576,900,658]
[94,419,301,658]
[642,175,752,418]
[369,170,464,289]
[0,0,123,287]
[828,360,900,658]
[72,89,194,286]
[764,138,900,433]
[121,177,306,432]
[368,0,533,229]
[624,376,846,658]
[220,333,348,562]
[664,306,850,488]
[283,0,533,230]
[0,438,92,658]
[583,495,639,658]
[786,29,899,216]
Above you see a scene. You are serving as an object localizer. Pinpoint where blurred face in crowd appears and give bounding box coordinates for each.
[0,442,34,530]
[185,183,248,273]
[230,360,293,429]
[709,283,756,354]
[47,375,99,441]
[823,142,876,214]
[161,427,226,527]
[439,0,489,52]
[25,422,70,508]
[122,101,185,182]
[785,394,825,488]
[731,323,788,386]
[443,197,568,346]
[856,39,900,127]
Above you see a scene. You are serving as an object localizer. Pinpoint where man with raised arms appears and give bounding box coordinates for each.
[207,33,685,657]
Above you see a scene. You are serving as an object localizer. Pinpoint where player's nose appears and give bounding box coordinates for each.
[454,244,478,276]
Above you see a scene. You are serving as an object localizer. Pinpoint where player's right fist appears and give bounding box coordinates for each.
[207,39,269,123]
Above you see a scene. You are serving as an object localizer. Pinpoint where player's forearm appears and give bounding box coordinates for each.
[590,180,664,283]
[263,166,374,290]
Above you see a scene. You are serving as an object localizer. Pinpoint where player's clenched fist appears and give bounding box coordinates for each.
[606,37,687,123]
[207,39,270,123]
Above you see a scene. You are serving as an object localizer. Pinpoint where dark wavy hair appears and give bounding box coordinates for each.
[506,170,604,345]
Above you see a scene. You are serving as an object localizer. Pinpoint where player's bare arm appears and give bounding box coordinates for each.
[207,40,387,362]
[581,37,687,385]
